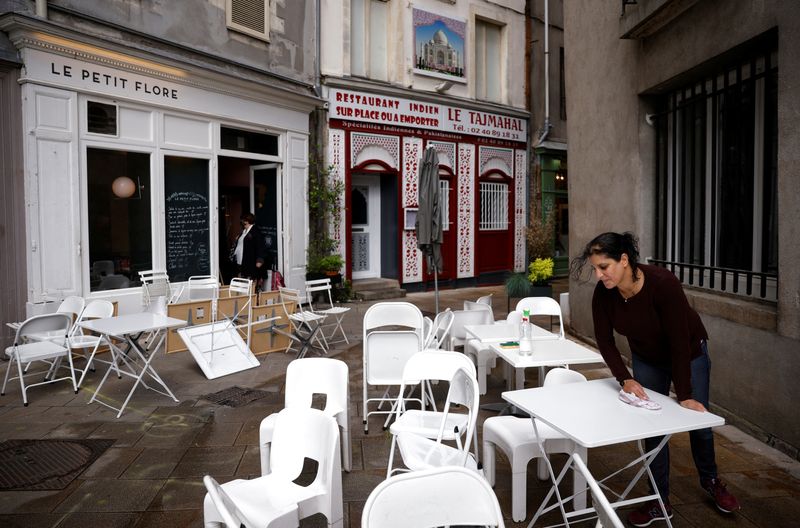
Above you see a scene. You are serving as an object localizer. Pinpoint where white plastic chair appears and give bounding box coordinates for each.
[2,313,76,406]
[362,302,424,434]
[482,367,589,522]
[387,351,479,477]
[465,310,521,395]
[188,275,220,301]
[306,278,351,345]
[68,299,115,387]
[203,407,343,528]
[361,466,505,528]
[571,452,625,528]
[515,296,565,339]
[422,308,454,350]
[203,475,298,528]
[447,306,493,351]
[259,357,351,474]
[279,287,328,358]
[394,366,481,473]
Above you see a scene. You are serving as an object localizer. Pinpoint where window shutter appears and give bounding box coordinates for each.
[227,0,269,41]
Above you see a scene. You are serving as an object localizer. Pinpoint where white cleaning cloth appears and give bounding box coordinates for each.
[619,389,662,410]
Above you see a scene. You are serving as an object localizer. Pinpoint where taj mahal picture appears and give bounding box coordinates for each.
[413,9,465,79]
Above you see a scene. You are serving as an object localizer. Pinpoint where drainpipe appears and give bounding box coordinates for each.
[35,0,47,18]
[536,0,552,146]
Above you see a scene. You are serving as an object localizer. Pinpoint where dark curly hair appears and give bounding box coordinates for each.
[570,232,641,281]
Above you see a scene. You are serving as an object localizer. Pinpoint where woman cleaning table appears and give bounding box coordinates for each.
[571,232,740,526]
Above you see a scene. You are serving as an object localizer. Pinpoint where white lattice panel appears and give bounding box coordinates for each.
[351,133,400,169]
[457,143,475,278]
[478,146,514,176]
[328,129,346,264]
[402,136,423,282]
[403,230,422,283]
[514,149,527,272]
[428,141,456,171]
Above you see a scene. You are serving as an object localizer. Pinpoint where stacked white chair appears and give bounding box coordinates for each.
[422,308,454,350]
[386,351,479,476]
[361,302,424,433]
[259,357,351,474]
[482,367,589,522]
[305,278,351,345]
[446,306,493,351]
[188,275,220,301]
[361,466,505,528]
[2,313,76,406]
[204,407,343,528]
[68,299,115,387]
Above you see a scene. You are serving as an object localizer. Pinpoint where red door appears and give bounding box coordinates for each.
[476,173,513,274]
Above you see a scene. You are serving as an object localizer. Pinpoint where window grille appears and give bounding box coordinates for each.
[227,0,269,41]
[479,181,509,231]
[653,41,778,301]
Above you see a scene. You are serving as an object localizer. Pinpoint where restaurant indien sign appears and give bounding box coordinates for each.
[329,88,526,142]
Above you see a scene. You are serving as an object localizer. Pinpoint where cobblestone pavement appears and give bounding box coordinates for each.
[1,284,798,527]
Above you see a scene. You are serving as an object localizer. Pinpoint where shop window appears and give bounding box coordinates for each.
[221,126,279,156]
[87,101,117,136]
[350,0,388,81]
[479,181,508,230]
[653,40,778,300]
[226,0,269,41]
[475,18,502,103]
[87,148,151,291]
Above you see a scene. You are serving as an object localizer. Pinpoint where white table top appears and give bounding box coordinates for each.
[464,322,555,343]
[491,338,604,369]
[502,378,724,448]
[78,312,186,338]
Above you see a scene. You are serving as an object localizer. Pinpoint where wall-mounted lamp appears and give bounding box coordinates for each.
[112,176,137,198]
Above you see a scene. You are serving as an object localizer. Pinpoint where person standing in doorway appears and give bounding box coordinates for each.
[571,232,740,527]
[233,212,266,285]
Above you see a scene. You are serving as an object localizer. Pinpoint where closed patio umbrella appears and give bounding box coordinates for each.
[415,146,443,313]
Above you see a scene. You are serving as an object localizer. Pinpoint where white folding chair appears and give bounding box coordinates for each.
[259,357,351,473]
[362,466,505,528]
[387,351,479,476]
[68,299,116,387]
[2,313,76,406]
[139,270,175,306]
[203,475,298,528]
[394,366,481,474]
[465,309,521,395]
[422,308,454,350]
[447,306,493,351]
[188,275,219,301]
[483,367,589,522]
[203,407,343,528]
[278,287,328,358]
[305,278,351,345]
[572,452,625,528]
[516,296,566,339]
[361,302,424,434]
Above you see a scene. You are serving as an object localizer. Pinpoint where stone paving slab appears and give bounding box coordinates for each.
[0,284,798,527]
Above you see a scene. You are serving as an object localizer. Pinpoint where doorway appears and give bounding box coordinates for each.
[351,174,381,279]
[218,157,280,284]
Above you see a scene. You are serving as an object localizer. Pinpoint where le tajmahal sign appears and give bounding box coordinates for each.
[329,88,526,142]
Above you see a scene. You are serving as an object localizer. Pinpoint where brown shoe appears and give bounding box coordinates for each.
[701,478,741,513]
[627,500,673,527]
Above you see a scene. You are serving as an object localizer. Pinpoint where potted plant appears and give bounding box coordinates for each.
[319,254,344,282]
[528,257,554,297]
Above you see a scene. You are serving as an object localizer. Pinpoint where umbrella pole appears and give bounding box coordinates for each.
[434,265,439,314]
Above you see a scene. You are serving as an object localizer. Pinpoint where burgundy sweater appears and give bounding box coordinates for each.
[591,264,707,401]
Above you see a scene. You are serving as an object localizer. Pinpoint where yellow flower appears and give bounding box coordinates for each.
[528,258,554,285]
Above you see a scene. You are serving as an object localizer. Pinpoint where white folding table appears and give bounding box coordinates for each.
[491,339,604,390]
[503,378,725,528]
[79,313,186,418]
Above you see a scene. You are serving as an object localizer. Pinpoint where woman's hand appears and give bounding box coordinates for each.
[679,398,707,412]
[621,379,649,400]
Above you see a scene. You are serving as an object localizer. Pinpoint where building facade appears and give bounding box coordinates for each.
[564,0,800,457]
[320,0,529,290]
[0,0,320,340]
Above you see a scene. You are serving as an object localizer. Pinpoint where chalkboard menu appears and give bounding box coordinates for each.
[164,157,210,281]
